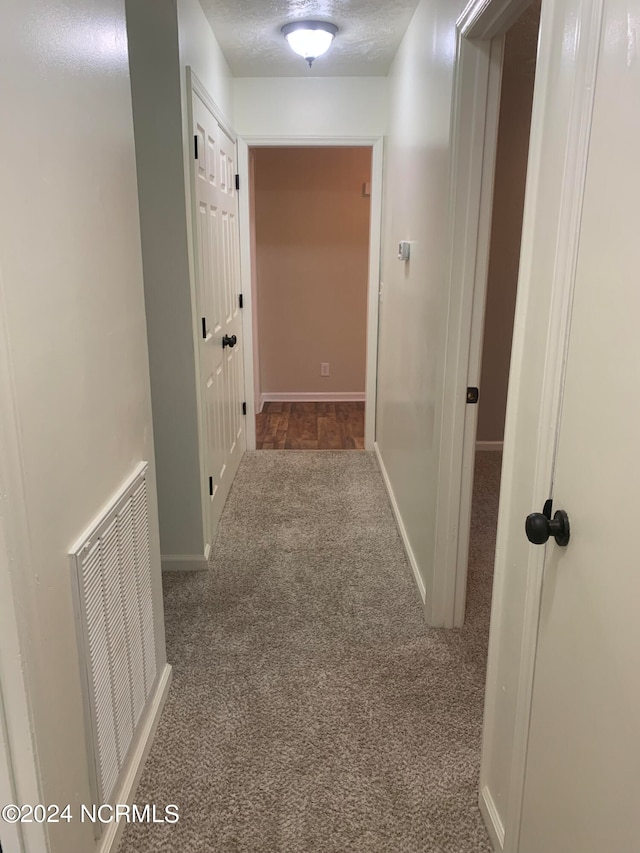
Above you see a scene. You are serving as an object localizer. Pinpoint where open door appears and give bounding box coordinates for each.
[516,0,640,845]
[479,0,627,846]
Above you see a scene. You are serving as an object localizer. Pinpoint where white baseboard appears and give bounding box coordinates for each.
[476,441,504,452]
[98,663,172,853]
[260,392,366,408]
[373,442,426,604]
[161,554,208,571]
[479,785,505,851]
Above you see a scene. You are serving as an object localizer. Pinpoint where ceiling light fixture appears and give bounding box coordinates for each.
[281,21,338,67]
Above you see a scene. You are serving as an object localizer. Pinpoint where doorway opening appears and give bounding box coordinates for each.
[469,0,541,619]
[433,0,544,844]
[248,146,373,451]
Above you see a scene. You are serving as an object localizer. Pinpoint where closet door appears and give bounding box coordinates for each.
[192,87,245,543]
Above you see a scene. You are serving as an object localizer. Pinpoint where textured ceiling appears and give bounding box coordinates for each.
[199,0,422,77]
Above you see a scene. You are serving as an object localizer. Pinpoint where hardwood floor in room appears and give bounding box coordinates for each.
[256,402,365,450]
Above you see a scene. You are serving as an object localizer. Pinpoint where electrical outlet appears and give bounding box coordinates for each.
[320,363,330,377]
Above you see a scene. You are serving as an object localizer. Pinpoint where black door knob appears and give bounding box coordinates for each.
[222,334,237,349]
[525,509,570,547]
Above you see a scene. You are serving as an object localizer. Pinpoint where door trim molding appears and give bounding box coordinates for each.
[237,136,384,452]
[433,0,604,847]
[459,0,533,39]
[186,67,248,549]
[480,784,506,849]
[433,10,505,631]
[453,0,604,849]
[189,69,235,144]
[0,268,48,852]
[185,67,212,549]
[237,137,258,451]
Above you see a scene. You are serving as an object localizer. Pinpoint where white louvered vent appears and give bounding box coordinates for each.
[70,462,156,805]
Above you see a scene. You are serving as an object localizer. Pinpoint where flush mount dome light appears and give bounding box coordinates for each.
[281,21,338,67]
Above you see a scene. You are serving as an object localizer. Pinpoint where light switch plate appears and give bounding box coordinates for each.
[398,241,411,261]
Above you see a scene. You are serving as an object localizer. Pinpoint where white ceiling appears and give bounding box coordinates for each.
[198,0,422,77]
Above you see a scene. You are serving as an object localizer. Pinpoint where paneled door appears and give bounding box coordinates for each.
[517,0,640,848]
[192,86,245,543]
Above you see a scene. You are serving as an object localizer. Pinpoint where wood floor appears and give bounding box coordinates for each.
[255,401,365,450]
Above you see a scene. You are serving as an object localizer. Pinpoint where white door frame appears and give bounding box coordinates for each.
[431,0,531,630]
[0,546,41,853]
[482,0,603,846]
[435,0,603,847]
[237,136,384,451]
[0,545,29,853]
[434,0,602,624]
[0,275,48,852]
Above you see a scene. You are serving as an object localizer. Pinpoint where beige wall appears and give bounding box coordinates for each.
[254,147,371,395]
[477,3,540,442]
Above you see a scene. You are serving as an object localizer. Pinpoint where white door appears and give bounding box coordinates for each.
[192,90,245,542]
[518,0,640,849]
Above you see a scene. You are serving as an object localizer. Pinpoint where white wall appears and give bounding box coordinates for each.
[0,0,165,850]
[375,0,465,605]
[177,0,234,124]
[234,77,387,138]
[127,0,234,562]
[127,0,204,559]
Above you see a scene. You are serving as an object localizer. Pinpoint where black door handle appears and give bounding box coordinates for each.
[525,509,570,547]
[222,334,237,349]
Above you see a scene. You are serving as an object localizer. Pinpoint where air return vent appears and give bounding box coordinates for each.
[70,462,156,805]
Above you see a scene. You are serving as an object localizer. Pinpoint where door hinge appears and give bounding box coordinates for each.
[242,402,247,416]
[202,317,207,339]
[466,387,479,404]
[238,293,243,309]
[235,173,240,191]
[208,476,213,496]
[194,135,199,160]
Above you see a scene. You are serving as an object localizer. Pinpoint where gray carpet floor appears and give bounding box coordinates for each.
[119,450,501,853]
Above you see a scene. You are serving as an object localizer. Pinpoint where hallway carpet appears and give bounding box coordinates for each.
[119,451,500,853]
